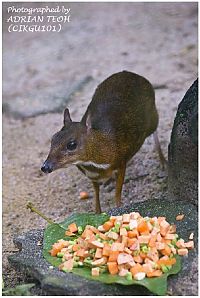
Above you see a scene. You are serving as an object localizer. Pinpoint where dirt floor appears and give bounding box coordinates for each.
[2,2,198,292]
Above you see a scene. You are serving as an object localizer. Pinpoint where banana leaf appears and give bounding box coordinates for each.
[43,213,181,296]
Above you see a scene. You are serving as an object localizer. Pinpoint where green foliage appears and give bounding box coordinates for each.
[43,213,181,296]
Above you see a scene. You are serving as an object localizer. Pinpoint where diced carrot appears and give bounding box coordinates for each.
[160,244,171,256]
[110,216,117,223]
[147,270,162,277]
[80,191,89,200]
[107,262,119,275]
[130,263,144,276]
[178,248,188,256]
[108,251,120,262]
[49,247,60,257]
[68,223,78,233]
[103,221,114,231]
[95,248,103,259]
[164,239,171,245]
[72,244,80,252]
[127,229,138,238]
[140,252,147,259]
[157,257,176,266]
[102,243,111,256]
[176,214,184,221]
[137,221,149,234]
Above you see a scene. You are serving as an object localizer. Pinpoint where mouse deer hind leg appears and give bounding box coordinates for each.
[153,131,168,169]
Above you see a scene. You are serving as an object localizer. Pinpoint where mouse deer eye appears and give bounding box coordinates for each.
[67,140,77,151]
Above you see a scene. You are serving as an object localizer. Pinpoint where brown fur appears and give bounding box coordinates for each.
[42,71,162,213]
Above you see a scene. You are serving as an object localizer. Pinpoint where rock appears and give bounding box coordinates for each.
[3,76,92,119]
[8,199,198,296]
[168,79,198,205]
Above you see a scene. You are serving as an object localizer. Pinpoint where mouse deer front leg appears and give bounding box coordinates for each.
[115,163,126,207]
[92,181,101,214]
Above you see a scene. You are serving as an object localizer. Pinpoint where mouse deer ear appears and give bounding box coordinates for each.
[86,113,92,131]
[64,108,72,125]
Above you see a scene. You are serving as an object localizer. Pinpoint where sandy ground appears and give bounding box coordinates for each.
[2,2,198,292]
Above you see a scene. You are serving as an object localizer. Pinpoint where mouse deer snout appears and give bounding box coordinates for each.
[41,160,54,173]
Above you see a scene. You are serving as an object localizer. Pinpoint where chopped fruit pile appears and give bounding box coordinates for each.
[49,212,194,280]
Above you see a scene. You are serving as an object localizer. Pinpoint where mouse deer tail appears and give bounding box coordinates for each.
[153,131,168,169]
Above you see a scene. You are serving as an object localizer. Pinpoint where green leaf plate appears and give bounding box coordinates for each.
[43,213,181,296]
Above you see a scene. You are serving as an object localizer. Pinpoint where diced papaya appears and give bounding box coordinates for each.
[65,231,76,237]
[160,244,171,256]
[130,263,143,276]
[137,221,149,234]
[147,270,162,277]
[68,223,78,233]
[81,228,94,239]
[102,243,111,256]
[177,248,188,256]
[107,262,119,275]
[133,255,143,263]
[108,251,120,262]
[127,229,138,238]
[148,235,157,248]
[127,237,136,248]
[76,248,86,257]
[142,263,153,273]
